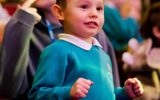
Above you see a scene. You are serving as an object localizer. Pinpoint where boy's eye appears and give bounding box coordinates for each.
[80,5,88,9]
[97,6,103,11]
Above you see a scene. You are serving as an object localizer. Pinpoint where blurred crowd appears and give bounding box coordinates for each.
[0,0,160,100]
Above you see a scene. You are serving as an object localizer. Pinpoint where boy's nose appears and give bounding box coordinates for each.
[89,9,98,18]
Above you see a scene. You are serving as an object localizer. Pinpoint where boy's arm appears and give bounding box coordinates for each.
[115,78,143,100]
[0,9,37,98]
[28,46,72,99]
[115,87,130,100]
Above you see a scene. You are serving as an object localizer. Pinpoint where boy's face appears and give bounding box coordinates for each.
[61,0,104,39]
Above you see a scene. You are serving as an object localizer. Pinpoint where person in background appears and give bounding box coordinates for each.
[122,2,160,100]
[103,0,143,51]
[0,0,119,99]
[28,0,143,99]
[0,0,57,99]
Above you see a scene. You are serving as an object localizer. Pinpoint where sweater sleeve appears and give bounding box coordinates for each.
[115,87,130,100]
[0,9,37,98]
[28,45,71,100]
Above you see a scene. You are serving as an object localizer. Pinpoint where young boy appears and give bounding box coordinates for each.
[28,0,143,99]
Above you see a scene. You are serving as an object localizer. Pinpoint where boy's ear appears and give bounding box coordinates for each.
[152,26,160,39]
[52,4,64,21]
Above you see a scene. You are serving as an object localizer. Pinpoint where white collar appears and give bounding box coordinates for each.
[58,33,102,51]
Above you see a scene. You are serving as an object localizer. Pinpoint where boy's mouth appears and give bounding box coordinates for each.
[84,21,98,28]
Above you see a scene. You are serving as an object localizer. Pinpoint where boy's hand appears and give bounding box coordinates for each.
[70,78,93,99]
[124,78,143,98]
[19,0,41,22]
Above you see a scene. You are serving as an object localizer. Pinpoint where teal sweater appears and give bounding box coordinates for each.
[28,39,129,100]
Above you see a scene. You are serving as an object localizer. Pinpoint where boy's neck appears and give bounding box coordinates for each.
[72,34,93,44]
[85,38,93,44]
